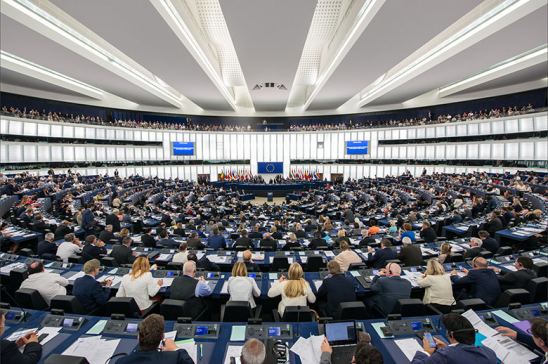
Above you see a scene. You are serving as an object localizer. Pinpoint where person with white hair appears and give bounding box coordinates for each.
[367,262,412,316]
[397,236,422,267]
[240,338,266,364]
[169,260,212,319]
[36,232,57,258]
[464,237,483,259]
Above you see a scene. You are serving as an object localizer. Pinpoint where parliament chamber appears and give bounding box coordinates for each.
[1,1,548,364]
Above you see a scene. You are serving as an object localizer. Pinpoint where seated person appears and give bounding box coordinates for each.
[367,238,396,269]
[207,227,226,249]
[53,220,73,240]
[417,259,455,313]
[334,229,351,248]
[110,236,137,266]
[283,233,302,250]
[334,241,362,272]
[20,261,69,305]
[270,226,283,240]
[56,233,83,263]
[400,223,416,243]
[419,221,437,243]
[495,318,547,358]
[36,232,57,258]
[140,228,157,248]
[397,236,422,267]
[450,257,500,306]
[248,224,263,239]
[294,223,307,238]
[259,232,278,250]
[411,313,497,363]
[98,224,116,244]
[170,261,212,318]
[187,252,220,271]
[73,259,112,313]
[367,220,381,236]
[367,263,412,316]
[242,250,260,272]
[478,230,499,254]
[239,339,266,364]
[0,312,42,364]
[309,231,328,249]
[268,263,316,317]
[320,333,384,364]
[437,242,452,264]
[81,235,107,263]
[158,230,178,248]
[227,262,261,309]
[489,256,537,291]
[234,230,254,249]
[358,229,376,247]
[117,314,193,364]
[173,222,186,237]
[116,257,163,311]
[186,232,206,250]
[317,260,357,317]
[172,242,189,264]
[464,237,484,259]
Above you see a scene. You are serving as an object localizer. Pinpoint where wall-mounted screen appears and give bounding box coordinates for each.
[172,141,195,156]
[346,141,369,155]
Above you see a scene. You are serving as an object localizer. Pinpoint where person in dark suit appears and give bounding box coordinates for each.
[234,230,254,249]
[242,250,260,272]
[491,256,537,291]
[80,205,96,234]
[411,313,497,363]
[53,220,73,240]
[31,214,50,233]
[72,259,111,313]
[105,209,121,232]
[81,235,107,263]
[478,230,499,254]
[316,260,357,317]
[116,314,193,364]
[309,231,328,249]
[282,233,302,251]
[98,224,116,245]
[367,238,397,269]
[207,227,226,250]
[419,221,437,243]
[110,237,136,266]
[186,232,206,250]
[0,312,42,364]
[464,237,484,259]
[482,212,504,237]
[187,252,220,272]
[358,229,376,247]
[259,233,278,250]
[248,224,262,239]
[157,230,178,249]
[451,257,500,306]
[367,263,412,316]
[36,232,57,258]
[173,222,186,237]
[170,261,212,319]
[141,228,157,248]
[397,237,423,267]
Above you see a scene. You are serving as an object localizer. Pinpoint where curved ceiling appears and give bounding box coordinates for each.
[0,0,547,117]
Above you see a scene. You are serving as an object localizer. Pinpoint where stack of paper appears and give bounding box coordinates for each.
[67,271,86,282]
[97,275,123,287]
[290,335,324,364]
[394,338,429,361]
[156,277,174,287]
[62,336,120,363]
[0,262,26,274]
[175,338,198,363]
[223,345,243,364]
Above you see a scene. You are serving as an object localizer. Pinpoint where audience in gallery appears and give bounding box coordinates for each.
[0,102,537,132]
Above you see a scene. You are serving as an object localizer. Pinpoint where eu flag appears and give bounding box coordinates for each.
[257,162,283,174]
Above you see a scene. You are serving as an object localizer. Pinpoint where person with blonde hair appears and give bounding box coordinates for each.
[227,262,261,309]
[268,263,316,316]
[116,257,163,311]
[438,243,452,264]
[334,241,362,272]
[416,259,455,313]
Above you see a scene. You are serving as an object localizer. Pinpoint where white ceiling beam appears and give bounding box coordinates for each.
[1,0,202,111]
[352,0,547,108]
[439,45,548,97]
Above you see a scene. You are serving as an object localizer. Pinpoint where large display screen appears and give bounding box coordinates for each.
[172,142,195,156]
[346,141,369,155]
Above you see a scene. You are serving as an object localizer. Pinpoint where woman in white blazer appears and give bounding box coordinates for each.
[227,262,261,309]
[267,263,316,317]
[116,257,163,311]
[416,258,455,313]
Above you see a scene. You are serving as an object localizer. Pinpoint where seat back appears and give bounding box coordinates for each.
[222,301,252,322]
[495,247,512,256]
[282,306,315,322]
[533,262,547,278]
[348,262,367,271]
[44,354,90,364]
[166,262,183,271]
[8,268,28,293]
[395,298,426,317]
[160,299,187,321]
[306,256,324,271]
[496,288,531,307]
[338,301,368,320]
[100,257,118,267]
[272,257,289,271]
[527,277,548,303]
[15,288,49,310]
[50,295,85,314]
[106,297,141,317]
[448,253,464,263]
[457,298,489,311]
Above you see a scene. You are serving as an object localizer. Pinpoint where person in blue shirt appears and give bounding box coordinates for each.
[207,227,226,250]
[411,313,497,363]
[73,259,111,313]
[400,223,416,243]
[117,314,193,364]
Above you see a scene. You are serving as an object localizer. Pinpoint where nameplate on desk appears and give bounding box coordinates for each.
[103,319,140,336]
[174,323,219,339]
[41,314,86,331]
[246,324,293,340]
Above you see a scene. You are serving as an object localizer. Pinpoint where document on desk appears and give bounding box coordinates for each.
[290,335,324,364]
[86,319,107,335]
[156,253,172,261]
[462,309,498,338]
[62,335,120,364]
[482,335,537,364]
[5,328,37,341]
[35,326,61,346]
[394,338,429,361]
[97,275,123,287]
[66,271,86,282]
[491,309,519,324]
[175,338,198,363]
[157,277,174,287]
[223,345,243,364]
[324,251,335,258]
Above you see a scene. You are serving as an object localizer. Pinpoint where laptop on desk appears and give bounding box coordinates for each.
[324,321,358,364]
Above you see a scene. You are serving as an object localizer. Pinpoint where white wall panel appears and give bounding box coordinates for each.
[74,146,86,161]
[37,145,50,162]
[63,125,74,138]
[505,142,519,159]
[519,117,534,132]
[534,114,547,130]
[479,143,490,159]
[63,146,75,161]
[505,118,519,134]
[492,143,504,159]
[467,143,479,160]
[446,144,456,160]
[535,140,547,161]
[467,123,479,136]
[479,122,491,135]
[456,144,467,159]
[520,141,534,160]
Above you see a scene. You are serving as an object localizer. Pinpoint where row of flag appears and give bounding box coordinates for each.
[289,168,321,181]
[218,169,253,181]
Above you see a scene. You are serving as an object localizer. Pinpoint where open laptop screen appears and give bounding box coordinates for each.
[325,321,357,345]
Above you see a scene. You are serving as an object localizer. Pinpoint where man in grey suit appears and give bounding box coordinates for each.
[367,262,412,316]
